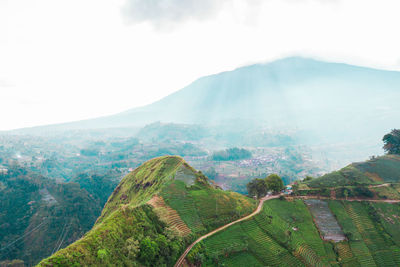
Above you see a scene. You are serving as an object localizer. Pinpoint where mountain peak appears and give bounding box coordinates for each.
[97,155,210,223]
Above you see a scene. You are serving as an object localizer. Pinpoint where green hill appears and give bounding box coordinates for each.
[37,156,256,266]
[306,155,400,188]
[298,155,400,199]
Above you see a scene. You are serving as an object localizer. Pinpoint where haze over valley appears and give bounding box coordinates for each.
[2,0,400,266]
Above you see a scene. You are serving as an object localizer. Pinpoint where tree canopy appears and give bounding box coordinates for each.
[265,174,284,193]
[246,174,284,198]
[383,129,400,155]
[246,178,268,198]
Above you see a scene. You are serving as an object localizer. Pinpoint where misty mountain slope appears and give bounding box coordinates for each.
[14,57,400,140]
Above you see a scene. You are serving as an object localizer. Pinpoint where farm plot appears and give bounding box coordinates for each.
[305,199,346,242]
[147,195,191,236]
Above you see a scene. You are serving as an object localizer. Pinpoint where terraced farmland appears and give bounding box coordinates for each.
[329,200,400,267]
[161,179,256,234]
[188,199,400,267]
[147,195,191,236]
[195,199,332,266]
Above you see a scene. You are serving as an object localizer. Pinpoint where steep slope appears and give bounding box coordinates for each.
[37,156,256,266]
[0,166,102,266]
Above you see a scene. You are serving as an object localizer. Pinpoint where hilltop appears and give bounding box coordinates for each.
[299,155,400,199]
[38,156,255,266]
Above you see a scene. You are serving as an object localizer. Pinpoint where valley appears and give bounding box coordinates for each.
[1,58,400,266]
[32,150,400,267]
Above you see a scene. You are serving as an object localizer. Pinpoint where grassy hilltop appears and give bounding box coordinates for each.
[300,155,400,199]
[37,156,255,266]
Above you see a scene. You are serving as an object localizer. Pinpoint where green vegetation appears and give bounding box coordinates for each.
[246,178,267,198]
[265,174,285,193]
[328,200,400,266]
[211,147,252,161]
[97,156,185,222]
[353,155,400,183]
[306,165,376,188]
[383,129,400,155]
[37,156,255,266]
[247,174,284,198]
[39,204,184,267]
[191,199,332,266]
[188,198,400,267]
[304,155,400,188]
[162,179,255,233]
[0,165,102,266]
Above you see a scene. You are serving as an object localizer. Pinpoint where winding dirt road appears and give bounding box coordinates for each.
[174,194,400,267]
[174,194,281,267]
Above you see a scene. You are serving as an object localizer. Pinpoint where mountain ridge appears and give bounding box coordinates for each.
[8,56,400,134]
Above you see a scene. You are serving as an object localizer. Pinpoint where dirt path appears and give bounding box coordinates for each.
[369,183,391,188]
[174,194,281,267]
[293,195,400,203]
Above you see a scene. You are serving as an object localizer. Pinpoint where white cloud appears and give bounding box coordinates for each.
[1,0,400,130]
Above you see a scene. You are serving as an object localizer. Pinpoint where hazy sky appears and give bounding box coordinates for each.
[1,0,400,130]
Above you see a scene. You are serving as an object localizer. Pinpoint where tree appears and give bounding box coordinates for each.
[383,129,400,154]
[265,174,284,193]
[246,178,268,198]
[303,176,313,182]
[139,237,159,265]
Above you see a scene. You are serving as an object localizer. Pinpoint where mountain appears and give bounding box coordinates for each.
[11,57,400,164]
[14,57,400,137]
[37,156,256,266]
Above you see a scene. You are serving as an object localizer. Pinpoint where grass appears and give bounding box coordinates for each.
[329,200,400,267]
[197,199,331,266]
[219,251,264,267]
[371,185,400,199]
[306,166,376,188]
[161,179,256,234]
[305,155,400,189]
[353,155,400,183]
[98,156,184,223]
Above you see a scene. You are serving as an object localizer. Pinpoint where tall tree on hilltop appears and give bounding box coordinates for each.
[265,174,284,193]
[246,178,268,198]
[383,129,400,155]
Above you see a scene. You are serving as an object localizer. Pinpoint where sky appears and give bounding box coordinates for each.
[1,0,400,130]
